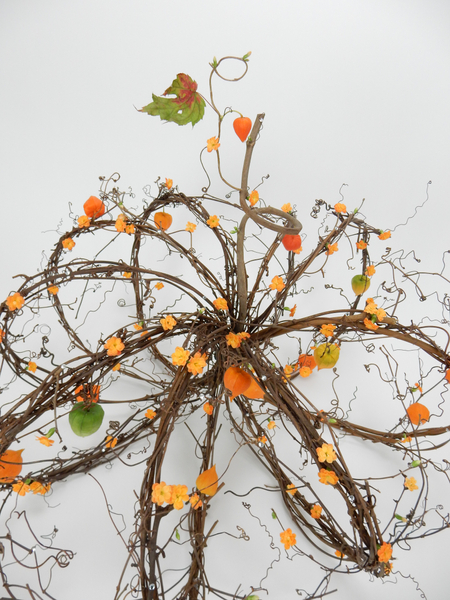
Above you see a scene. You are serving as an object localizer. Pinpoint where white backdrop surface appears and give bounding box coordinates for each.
[1,1,450,599]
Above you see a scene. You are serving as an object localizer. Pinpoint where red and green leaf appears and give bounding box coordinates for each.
[140,73,205,126]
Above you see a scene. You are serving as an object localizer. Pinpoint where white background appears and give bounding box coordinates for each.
[1,1,450,599]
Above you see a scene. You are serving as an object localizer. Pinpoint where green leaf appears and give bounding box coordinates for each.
[175,529,180,541]
[410,460,421,468]
[271,510,277,519]
[246,596,259,600]
[141,73,205,126]
[242,51,252,62]
[46,427,56,438]
[395,513,407,522]
[328,418,337,424]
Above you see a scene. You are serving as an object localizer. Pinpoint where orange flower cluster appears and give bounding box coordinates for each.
[75,384,100,403]
[280,528,296,550]
[248,190,259,206]
[310,504,322,519]
[356,240,367,250]
[206,136,220,152]
[47,285,59,295]
[172,347,190,366]
[12,480,51,496]
[160,315,177,331]
[320,324,336,338]
[326,242,338,256]
[203,402,213,415]
[115,214,135,235]
[28,361,37,373]
[226,331,250,348]
[281,203,292,213]
[269,276,285,292]
[105,436,118,448]
[334,203,347,213]
[187,352,208,376]
[286,483,296,496]
[145,408,156,420]
[165,178,173,190]
[36,435,53,447]
[316,443,337,463]
[151,482,190,510]
[365,265,376,277]
[6,292,25,311]
[364,298,386,322]
[207,215,220,228]
[213,298,228,311]
[185,222,197,233]
[404,477,418,491]
[155,282,164,290]
[104,336,125,357]
[318,468,339,485]
[78,215,90,228]
[62,238,75,251]
[378,230,391,240]
[377,542,392,563]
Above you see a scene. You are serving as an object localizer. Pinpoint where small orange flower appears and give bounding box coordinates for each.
[155,282,164,290]
[207,215,220,228]
[203,402,213,415]
[125,224,135,235]
[320,324,336,338]
[280,528,296,550]
[413,383,423,393]
[364,318,379,331]
[123,272,132,278]
[29,481,51,495]
[185,222,197,233]
[326,242,338,255]
[206,137,220,152]
[400,436,412,444]
[213,298,228,311]
[404,477,418,491]
[334,203,346,213]
[151,482,173,506]
[267,420,276,430]
[105,436,118,449]
[248,190,259,206]
[269,276,285,292]
[187,352,207,376]
[317,443,337,463]
[112,363,121,372]
[78,215,90,228]
[365,265,376,277]
[258,435,267,445]
[190,493,203,509]
[104,336,125,357]
[47,285,59,295]
[62,238,75,251]
[377,542,392,563]
[160,315,177,331]
[12,481,30,496]
[318,468,339,485]
[27,361,37,373]
[286,483,296,495]
[172,347,190,366]
[335,550,345,558]
[36,436,53,447]
[75,384,100,403]
[310,504,322,519]
[165,178,173,190]
[289,305,297,317]
[6,292,25,311]
[356,240,367,250]
[378,230,391,240]
[284,364,294,377]
[299,366,312,378]
[115,214,127,232]
[171,484,189,510]
[226,332,241,348]
[281,203,292,213]
[145,408,156,420]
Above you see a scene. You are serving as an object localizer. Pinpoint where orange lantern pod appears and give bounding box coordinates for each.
[243,376,265,400]
[154,212,173,231]
[0,449,24,482]
[196,464,218,496]
[224,366,252,400]
[298,354,317,371]
[282,234,302,252]
[314,344,340,370]
[406,402,430,426]
[83,196,105,218]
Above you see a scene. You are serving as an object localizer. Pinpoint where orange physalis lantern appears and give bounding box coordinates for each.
[0,449,24,482]
[83,196,105,218]
[224,366,252,400]
[282,234,302,252]
[314,344,340,370]
[242,376,265,400]
[196,465,218,496]
[406,402,430,426]
[298,354,317,371]
[154,212,173,231]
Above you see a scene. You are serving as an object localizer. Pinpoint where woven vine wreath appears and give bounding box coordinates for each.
[1,55,450,600]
